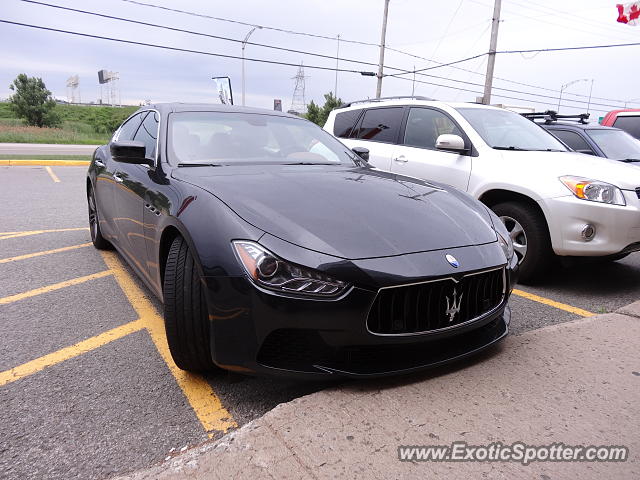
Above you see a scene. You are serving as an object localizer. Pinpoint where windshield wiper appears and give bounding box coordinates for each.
[178,162,223,167]
[282,162,337,166]
[492,146,527,151]
[621,158,640,163]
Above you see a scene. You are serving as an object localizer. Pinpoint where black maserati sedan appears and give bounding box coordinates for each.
[87,103,518,378]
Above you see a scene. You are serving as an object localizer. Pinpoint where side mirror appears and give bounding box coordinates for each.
[352,147,370,162]
[435,134,468,153]
[110,141,152,166]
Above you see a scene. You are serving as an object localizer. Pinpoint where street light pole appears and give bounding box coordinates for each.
[241,26,261,106]
[375,0,390,99]
[557,78,590,112]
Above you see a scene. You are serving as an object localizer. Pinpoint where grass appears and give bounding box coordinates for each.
[0,102,138,145]
[0,154,92,160]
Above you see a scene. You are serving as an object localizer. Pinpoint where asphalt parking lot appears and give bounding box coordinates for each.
[1,164,639,480]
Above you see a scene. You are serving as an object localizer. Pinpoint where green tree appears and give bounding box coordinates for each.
[305,91,342,126]
[8,73,60,127]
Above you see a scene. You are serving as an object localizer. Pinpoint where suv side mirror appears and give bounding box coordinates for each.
[110,140,152,166]
[435,134,468,153]
[352,147,370,161]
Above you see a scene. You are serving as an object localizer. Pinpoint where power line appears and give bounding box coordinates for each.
[114,0,631,104]
[0,20,373,75]
[118,0,382,48]
[386,52,490,78]
[17,0,383,70]
[0,17,628,111]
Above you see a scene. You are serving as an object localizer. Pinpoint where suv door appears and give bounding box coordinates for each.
[548,129,597,156]
[390,107,472,190]
[343,107,404,170]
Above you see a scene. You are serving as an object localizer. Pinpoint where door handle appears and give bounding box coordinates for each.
[113,173,124,183]
[393,155,408,163]
[94,159,105,168]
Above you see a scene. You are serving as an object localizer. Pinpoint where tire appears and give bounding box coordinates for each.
[87,185,112,250]
[491,201,553,283]
[163,236,217,372]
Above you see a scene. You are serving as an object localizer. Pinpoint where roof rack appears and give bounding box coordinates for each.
[338,95,436,109]
[521,110,590,125]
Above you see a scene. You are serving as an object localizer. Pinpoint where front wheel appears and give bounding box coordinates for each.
[163,236,217,372]
[492,202,553,283]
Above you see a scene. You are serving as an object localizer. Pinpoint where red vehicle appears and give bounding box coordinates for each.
[601,109,640,139]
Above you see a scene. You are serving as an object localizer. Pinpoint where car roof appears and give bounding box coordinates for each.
[144,102,298,118]
[542,122,620,131]
[332,98,504,113]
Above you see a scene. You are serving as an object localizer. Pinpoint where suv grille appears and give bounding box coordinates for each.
[367,268,505,335]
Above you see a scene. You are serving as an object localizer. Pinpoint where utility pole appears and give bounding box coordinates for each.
[482,0,502,105]
[334,34,340,98]
[376,0,390,99]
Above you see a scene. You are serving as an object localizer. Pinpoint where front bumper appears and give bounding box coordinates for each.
[542,191,640,256]
[203,246,517,379]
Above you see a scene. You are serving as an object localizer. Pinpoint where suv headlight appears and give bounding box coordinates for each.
[233,241,348,297]
[559,176,626,206]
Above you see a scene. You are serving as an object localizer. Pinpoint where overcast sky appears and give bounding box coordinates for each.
[1,0,639,119]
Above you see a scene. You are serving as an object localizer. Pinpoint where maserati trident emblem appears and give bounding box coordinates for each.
[445,254,459,268]
[445,289,463,323]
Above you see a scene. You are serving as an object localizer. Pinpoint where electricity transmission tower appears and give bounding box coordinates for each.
[288,63,307,115]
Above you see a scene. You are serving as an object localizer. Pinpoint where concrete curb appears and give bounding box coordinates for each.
[0,160,90,166]
[116,304,640,480]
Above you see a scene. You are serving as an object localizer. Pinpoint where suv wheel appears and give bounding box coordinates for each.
[492,202,553,283]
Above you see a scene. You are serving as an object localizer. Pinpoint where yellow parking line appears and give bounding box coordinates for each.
[100,251,237,434]
[0,319,145,387]
[0,227,89,240]
[0,243,92,264]
[0,270,112,305]
[512,289,595,317]
[45,166,60,183]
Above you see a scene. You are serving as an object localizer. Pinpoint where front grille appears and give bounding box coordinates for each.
[367,268,505,335]
[635,187,640,200]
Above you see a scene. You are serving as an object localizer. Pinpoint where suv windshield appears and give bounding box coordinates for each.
[456,107,568,152]
[169,111,358,166]
[585,128,640,160]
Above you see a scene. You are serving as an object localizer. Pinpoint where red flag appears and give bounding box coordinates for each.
[617,2,640,25]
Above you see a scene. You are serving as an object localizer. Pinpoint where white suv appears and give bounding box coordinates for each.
[324,97,640,282]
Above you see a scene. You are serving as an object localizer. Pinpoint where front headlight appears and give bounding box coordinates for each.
[487,208,515,262]
[233,241,348,297]
[559,176,626,206]
[497,230,514,262]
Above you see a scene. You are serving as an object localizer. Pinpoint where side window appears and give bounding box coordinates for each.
[333,109,362,138]
[403,108,463,150]
[353,107,403,143]
[116,113,143,142]
[613,116,640,139]
[551,130,593,153]
[134,111,159,158]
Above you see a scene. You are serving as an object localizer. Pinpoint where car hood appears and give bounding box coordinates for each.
[496,150,640,191]
[173,165,497,260]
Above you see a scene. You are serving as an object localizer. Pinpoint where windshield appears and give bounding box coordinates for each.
[168,111,358,166]
[456,107,568,151]
[585,128,640,160]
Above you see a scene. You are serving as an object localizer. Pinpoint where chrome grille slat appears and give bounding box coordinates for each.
[367,267,506,336]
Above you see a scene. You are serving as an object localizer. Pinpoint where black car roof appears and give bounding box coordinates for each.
[144,102,297,118]
[543,122,620,132]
